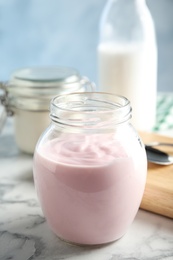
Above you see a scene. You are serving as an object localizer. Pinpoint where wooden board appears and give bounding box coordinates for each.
[139,131,173,219]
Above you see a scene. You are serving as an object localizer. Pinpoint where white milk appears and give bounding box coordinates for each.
[98,43,157,131]
[14,109,50,154]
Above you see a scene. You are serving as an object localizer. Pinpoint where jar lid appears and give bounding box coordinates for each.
[5,66,86,111]
[8,66,83,97]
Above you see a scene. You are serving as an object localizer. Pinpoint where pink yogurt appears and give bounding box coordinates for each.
[33,133,147,245]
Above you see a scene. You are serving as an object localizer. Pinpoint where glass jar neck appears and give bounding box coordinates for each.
[50,92,132,133]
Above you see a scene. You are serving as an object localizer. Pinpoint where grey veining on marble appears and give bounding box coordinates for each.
[0,118,173,260]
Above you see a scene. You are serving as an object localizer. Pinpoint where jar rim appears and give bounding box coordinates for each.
[50,92,132,129]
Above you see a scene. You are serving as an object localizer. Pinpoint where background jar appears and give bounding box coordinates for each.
[33,92,147,246]
[0,67,94,154]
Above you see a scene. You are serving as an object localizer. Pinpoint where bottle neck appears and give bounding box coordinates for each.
[99,0,151,44]
[106,0,147,15]
[108,0,145,4]
[50,92,132,133]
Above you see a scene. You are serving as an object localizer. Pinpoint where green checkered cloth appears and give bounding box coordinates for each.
[153,92,173,131]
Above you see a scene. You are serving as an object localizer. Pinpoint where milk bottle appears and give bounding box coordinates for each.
[98,0,157,131]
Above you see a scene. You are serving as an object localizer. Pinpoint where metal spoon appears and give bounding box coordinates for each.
[145,144,173,165]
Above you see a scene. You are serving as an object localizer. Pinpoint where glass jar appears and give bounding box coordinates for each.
[0,67,94,154]
[33,92,147,246]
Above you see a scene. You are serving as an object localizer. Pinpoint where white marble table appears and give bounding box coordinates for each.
[0,118,173,260]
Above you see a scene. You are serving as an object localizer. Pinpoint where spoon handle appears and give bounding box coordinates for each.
[146,142,173,147]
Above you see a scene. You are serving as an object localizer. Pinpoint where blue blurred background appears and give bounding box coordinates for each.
[0,0,173,92]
